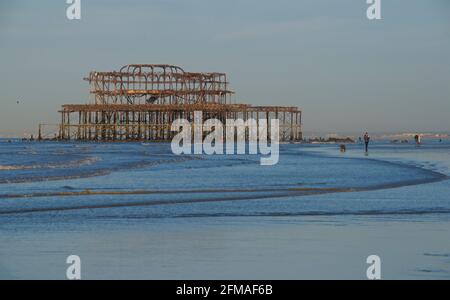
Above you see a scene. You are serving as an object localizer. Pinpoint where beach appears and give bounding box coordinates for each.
[0,140,449,279]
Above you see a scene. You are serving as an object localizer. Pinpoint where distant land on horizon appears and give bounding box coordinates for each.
[0,131,449,141]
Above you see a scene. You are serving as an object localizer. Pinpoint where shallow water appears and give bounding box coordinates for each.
[0,140,449,279]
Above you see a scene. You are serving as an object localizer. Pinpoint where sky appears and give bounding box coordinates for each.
[0,0,449,137]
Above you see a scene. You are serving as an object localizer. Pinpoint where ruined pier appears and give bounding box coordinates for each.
[40,64,302,142]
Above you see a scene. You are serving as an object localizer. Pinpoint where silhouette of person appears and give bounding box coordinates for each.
[364,132,370,153]
[414,134,421,145]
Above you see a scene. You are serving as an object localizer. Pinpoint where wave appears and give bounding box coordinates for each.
[171,209,450,218]
[2,205,449,218]
[0,156,195,184]
[0,183,448,216]
[0,156,100,171]
[0,188,355,215]
[0,187,350,199]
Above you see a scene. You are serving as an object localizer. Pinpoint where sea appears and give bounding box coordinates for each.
[0,139,449,279]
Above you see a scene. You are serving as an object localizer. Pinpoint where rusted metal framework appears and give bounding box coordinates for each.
[85,64,232,105]
[42,64,302,142]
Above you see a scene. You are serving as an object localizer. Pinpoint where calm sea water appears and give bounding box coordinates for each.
[0,139,449,279]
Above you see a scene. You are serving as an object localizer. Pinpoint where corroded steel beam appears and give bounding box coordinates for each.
[84,64,233,105]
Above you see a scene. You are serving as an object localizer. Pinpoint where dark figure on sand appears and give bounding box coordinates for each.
[364,132,370,153]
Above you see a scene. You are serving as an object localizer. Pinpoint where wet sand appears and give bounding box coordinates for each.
[1,141,449,279]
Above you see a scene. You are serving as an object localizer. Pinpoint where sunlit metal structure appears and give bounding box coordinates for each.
[39,64,302,141]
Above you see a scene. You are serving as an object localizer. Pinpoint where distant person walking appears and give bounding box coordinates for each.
[414,134,421,145]
[364,132,370,153]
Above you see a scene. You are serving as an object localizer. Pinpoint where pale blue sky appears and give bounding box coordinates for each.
[0,0,449,136]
